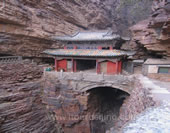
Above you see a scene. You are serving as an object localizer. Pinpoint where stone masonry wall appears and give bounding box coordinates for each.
[147,73,170,82]
[42,77,91,133]
[42,73,131,133]
[112,76,155,132]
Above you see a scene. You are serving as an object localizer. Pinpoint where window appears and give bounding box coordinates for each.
[102,47,110,50]
[67,46,73,49]
[158,67,170,74]
[68,42,72,44]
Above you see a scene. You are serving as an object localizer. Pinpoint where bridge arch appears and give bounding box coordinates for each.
[80,83,131,95]
[85,86,130,133]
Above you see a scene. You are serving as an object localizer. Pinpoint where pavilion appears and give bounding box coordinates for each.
[44,30,132,75]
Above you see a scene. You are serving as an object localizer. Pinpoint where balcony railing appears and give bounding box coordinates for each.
[0,56,22,64]
[44,71,132,84]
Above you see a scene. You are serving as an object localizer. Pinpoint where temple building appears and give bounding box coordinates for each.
[142,58,170,81]
[44,30,132,75]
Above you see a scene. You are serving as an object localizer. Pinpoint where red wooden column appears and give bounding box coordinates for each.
[98,46,102,50]
[71,59,77,72]
[74,60,77,72]
[64,46,67,49]
[118,61,122,74]
[71,46,77,72]
[71,59,74,72]
[74,46,77,49]
[96,60,100,74]
[116,61,118,74]
[55,57,58,71]
[110,46,113,50]
[96,60,98,73]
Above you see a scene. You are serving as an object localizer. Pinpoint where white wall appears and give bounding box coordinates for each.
[148,65,170,74]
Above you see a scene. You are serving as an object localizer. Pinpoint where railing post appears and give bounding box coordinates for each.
[80,71,83,80]
[43,67,46,77]
[60,69,63,78]
[102,72,104,80]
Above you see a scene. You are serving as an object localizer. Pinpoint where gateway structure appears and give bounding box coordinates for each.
[44,30,132,75]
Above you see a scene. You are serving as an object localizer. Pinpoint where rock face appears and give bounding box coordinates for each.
[129,1,170,59]
[0,61,43,83]
[0,0,152,57]
[0,63,61,133]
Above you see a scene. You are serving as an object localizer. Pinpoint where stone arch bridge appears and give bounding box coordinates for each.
[44,72,134,95]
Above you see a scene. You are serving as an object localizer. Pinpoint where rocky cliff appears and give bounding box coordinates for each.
[0,62,61,133]
[129,0,170,59]
[0,0,152,57]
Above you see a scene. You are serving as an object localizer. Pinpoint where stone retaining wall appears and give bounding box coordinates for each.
[109,76,155,132]
[148,73,170,82]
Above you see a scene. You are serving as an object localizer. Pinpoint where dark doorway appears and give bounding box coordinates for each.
[102,47,110,50]
[77,59,96,72]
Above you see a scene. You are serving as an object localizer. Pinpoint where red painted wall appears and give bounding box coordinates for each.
[57,60,67,72]
[107,61,117,74]
[106,61,122,74]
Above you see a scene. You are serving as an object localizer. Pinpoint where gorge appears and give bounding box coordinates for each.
[0,0,169,133]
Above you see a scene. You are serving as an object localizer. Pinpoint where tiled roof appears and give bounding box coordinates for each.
[43,49,129,57]
[144,58,170,65]
[52,30,130,41]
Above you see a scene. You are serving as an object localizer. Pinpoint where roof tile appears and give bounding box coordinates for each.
[44,49,128,57]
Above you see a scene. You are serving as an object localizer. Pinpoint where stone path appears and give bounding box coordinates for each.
[123,101,170,133]
[139,75,170,102]
[122,75,170,133]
